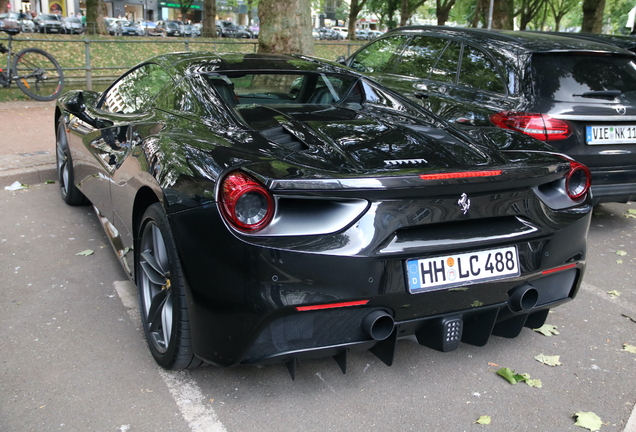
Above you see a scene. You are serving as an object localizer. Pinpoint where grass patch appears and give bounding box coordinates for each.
[0,33,364,102]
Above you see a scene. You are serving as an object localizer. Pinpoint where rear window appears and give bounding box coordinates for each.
[531,53,636,101]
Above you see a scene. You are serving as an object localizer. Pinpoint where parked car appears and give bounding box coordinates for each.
[537,32,636,54]
[315,27,343,40]
[62,16,83,34]
[112,19,143,36]
[216,20,251,38]
[135,20,159,36]
[0,13,20,34]
[332,26,349,39]
[54,52,592,375]
[155,19,182,37]
[0,12,34,33]
[180,23,198,37]
[33,13,64,34]
[343,26,636,204]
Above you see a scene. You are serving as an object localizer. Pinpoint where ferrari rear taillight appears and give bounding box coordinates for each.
[490,112,572,141]
[220,171,274,232]
[566,161,591,200]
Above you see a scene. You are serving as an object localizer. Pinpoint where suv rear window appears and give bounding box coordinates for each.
[531,53,636,101]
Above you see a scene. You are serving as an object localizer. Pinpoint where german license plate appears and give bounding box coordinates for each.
[406,246,520,293]
[586,125,636,144]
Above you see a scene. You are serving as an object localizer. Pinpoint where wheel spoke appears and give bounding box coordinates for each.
[147,289,169,333]
[140,250,167,285]
[151,224,169,274]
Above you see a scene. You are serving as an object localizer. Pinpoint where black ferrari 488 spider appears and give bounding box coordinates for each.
[55,52,592,377]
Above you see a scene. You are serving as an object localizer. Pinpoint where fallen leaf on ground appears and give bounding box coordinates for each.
[615,250,627,256]
[607,290,620,298]
[525,378,543,388]
[623,343,636,354]
[76,249,94,256]
[533,324,560,336]
[573,411,602,431]
[471,300,483,307]
[496,367,526,384]
[475,415,491,425]
[535,354,562,366]
[488,362,499,367]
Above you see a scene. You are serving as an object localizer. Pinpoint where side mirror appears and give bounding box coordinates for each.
[62,91,100,127]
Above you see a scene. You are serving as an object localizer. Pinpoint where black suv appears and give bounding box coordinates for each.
[344,26,636,204]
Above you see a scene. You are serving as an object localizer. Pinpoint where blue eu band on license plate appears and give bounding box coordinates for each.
[406,246,520,293]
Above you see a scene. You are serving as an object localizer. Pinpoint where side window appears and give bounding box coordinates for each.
[430,41,461,83]
[458,46,505,93]
[101,63,172,114]
[349,35,409,73]
[394,35,450,79]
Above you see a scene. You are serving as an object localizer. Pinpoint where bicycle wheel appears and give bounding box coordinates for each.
[12,47,64,101]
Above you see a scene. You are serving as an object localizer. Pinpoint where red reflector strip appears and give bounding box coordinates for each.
[296,300,369,312]
[419,170,503,180]
[542,263,577,275]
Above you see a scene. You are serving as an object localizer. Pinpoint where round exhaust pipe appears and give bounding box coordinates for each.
[509,284,539,312]
[362,310,394,341]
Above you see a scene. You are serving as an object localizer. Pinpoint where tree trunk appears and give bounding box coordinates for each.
[86,0,108,35]
[471,0,487,27]
[437,0,457,25]
[258,0,314,55]
[581,0,605,33]
[400,0,409,26]
[202,0,217,38]
[492,0,514,29]
[348,0,368,40]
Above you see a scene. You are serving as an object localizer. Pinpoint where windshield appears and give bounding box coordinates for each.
[531,53,636,101]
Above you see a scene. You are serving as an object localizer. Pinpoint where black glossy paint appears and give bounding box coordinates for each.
[56,52,592,369]
[345,26,636,204]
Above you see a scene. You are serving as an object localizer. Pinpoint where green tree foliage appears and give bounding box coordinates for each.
[547,0,578,31]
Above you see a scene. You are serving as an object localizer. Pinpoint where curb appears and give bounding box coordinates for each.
[1,165,57,188]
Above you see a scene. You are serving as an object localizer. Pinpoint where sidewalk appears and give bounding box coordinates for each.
[0,100,57,187]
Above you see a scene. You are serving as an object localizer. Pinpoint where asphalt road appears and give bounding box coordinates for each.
[1,184,636,432]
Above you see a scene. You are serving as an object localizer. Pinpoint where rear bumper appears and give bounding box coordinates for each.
[591,183,636,204]
[240,267,580,369]
[589,166,636,204]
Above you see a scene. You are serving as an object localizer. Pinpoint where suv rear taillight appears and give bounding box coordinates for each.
[490,112,572,141]
[566,161,591,200]
[219,171,274,232]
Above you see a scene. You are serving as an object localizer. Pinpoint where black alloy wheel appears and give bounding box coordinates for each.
[55,120,87,206]
[136,203,202,370]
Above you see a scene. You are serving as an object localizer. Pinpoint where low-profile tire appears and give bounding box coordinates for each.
[136,203,203,370]
[56,120,88,206]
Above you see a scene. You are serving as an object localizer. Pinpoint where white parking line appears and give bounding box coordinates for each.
[113,281,227,432]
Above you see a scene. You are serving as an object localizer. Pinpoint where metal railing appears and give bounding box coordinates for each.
[0,35,365,91]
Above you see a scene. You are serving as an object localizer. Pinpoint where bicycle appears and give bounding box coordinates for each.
[0,26,64,101]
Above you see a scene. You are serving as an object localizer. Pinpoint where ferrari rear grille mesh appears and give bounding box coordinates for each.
[245,307,383,361]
